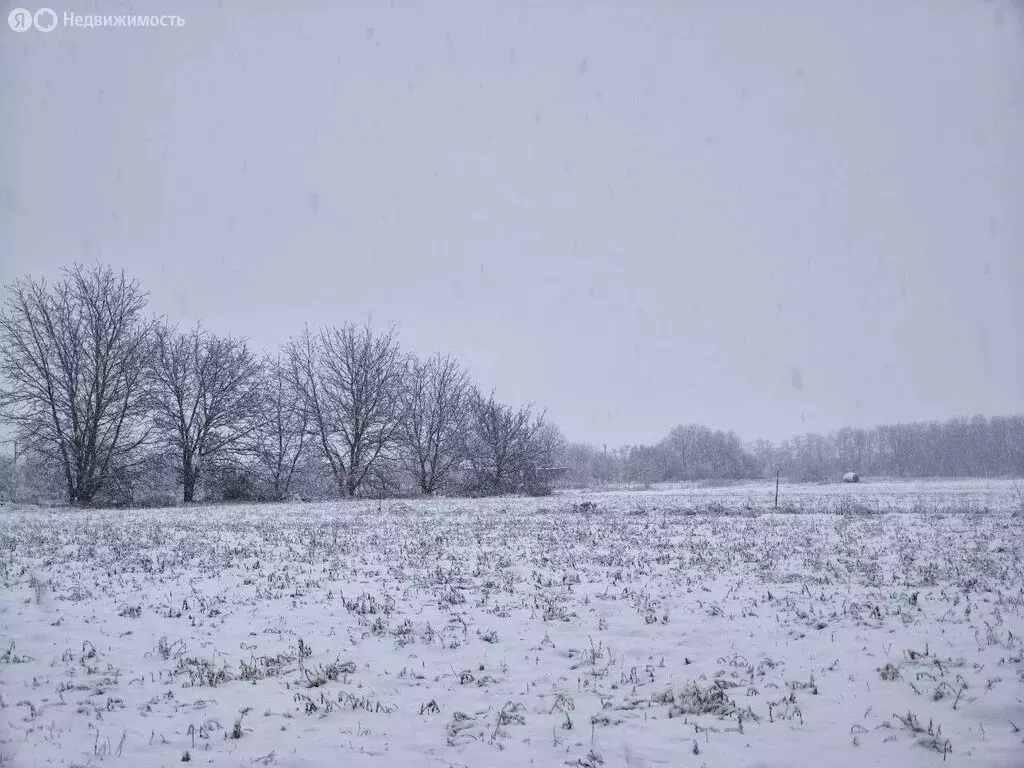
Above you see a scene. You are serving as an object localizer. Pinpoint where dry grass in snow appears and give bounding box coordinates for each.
[0,479,1022,767]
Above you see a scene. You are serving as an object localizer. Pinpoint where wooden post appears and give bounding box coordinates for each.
[774,469,780,509]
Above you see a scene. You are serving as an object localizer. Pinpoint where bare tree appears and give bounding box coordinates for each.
[400,352,471,494]
[285,326,343,493]
[286,323,407,497]
[0,452,17,502]
[0,265,152,505]
[250,355,309,500]
[533,422,567,467]
[147,321,263,502]
[465,389,547,494]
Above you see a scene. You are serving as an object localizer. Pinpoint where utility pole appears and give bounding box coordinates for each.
[774,469,780,510]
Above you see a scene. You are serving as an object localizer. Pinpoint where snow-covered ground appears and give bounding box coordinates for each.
[1,479,1022,768]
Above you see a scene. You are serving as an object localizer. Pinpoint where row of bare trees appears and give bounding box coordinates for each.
[558,414,1024,488]
[0,265,556,506]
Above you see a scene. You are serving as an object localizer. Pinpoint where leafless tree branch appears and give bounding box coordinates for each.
[0,264,152,505]
[147,321,263,502]
[285,323,407,497]
[400,352,471,494]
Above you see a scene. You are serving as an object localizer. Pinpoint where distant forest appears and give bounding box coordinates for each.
[562,414,1024,486]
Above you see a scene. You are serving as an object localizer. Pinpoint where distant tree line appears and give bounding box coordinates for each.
[1,265,1020,507]
[557,415,1024,486]
[751,416,1024,482]
[0,265,556,506]
[558,425,763,487]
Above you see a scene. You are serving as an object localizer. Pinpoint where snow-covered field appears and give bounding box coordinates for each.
[1,479,1022,768]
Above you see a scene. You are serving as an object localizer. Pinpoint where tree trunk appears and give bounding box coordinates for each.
[72,465,96,506]
[183,465,198,503]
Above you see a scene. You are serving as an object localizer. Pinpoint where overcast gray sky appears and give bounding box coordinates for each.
[2,0,1022,447]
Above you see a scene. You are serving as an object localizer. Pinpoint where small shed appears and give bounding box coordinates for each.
[842,472,860,483]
